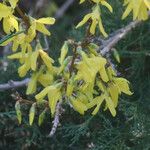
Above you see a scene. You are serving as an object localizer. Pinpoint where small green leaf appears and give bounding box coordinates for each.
[38,108,47,126]
[29,103,36,126]
[0,30,24,45]
[88,43,99,56]
[15,101,22,124]
[59,41,69,65]
[113,48,120,63]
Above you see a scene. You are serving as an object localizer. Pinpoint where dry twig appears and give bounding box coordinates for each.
[47,101,62,137]
[0,78,29,91]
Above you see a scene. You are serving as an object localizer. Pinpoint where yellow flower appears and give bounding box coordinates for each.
[76,4,112,37]
[0,2,19,34]
[0,3,12,18]
[3,15,18,34]
[35,17,55,36]
[76,51,108,83]
[113,77,133,95]
[1,17,55,52]
[26,70,54,95]
[8,0,19,8]
[8,47,54,77]
[122,0,150,20]
[39,49,54,72]
[35,84,62,116]
[70,97,88,115]
[8,49,32,77]
[59,41,69,65]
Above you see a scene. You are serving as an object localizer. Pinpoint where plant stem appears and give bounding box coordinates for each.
[15,6,30,28]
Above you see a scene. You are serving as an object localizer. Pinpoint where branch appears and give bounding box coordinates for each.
[55,0,75,19]
[0,78,30,91]
[100,12,150,56]
[100,20,141,56]
[47,101,62,137]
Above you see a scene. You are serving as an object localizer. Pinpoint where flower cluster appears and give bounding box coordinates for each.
[77,0,113,37]
[122,0,150,20]
[2,0,150,126]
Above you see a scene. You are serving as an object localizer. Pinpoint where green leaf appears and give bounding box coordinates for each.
[113,48,120,63]
[38,108,47,126]
[0,30,24,45]
[29,103,36,126]
[15,101,22,124]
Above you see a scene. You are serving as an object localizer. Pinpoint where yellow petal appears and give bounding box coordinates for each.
[35,86,52,100]
[25,23,36,43]
[66,82,74,97]
[59,41,68,65]
[108,83,119,107]
[0,3,12,18]
[30,50,39,71]
[92,96,104,115]
[36,23,51,36]
[105,97,116,117]
[90,19,97,34]
[7,52,22,59]
[76,13,91,28]
[36,17,55,24]
[101,1,113,13]
[26,73,38,95]
[114,78,133,95]
[18,60,30,77]
[99,66,109,82]
[144,0,150,10]
[38,72,53,87]
[122,2,132,19]
[3,16,18,34]
[48,88,61,116]
[9,0,19,8]
[98,18,108,37]
[39,50,54,71]
[70,98,87,115]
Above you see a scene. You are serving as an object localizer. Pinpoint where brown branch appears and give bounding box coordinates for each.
[0,78,30,91]
[16,6,30,28]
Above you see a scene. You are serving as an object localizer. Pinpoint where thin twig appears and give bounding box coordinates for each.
[0,78,30,91]
[100,20,141,56]
[100,11,150,56]
[16,6,30,28]
[55,0,75,19]
[47,101,62,137]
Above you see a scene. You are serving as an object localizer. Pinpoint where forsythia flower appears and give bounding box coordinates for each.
[9,0,19,8]
[8,48,54,77]
[26,69,54,95]
[68,48,133,116]
[76,4,112,37]
[35,17,55,36]
[122,0,150,20]
[0,2,19,34]
[1,0,134,121]
[35,83,62,116]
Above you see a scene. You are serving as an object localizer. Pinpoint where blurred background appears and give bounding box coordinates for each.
[0,0,150,149]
